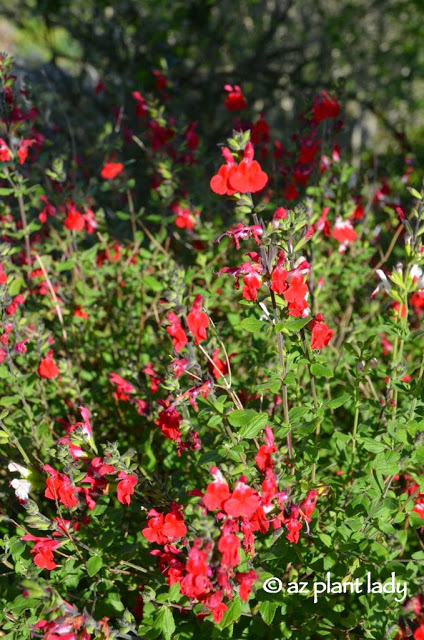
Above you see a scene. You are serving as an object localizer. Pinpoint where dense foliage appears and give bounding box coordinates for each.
[0,49,423,640]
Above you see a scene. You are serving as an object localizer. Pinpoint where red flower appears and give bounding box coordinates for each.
[162,510,187,539]
[0,138,11,162]
[132,91,149,117]
[174,206,199,230]
[236,570,258,601]
[117,472,137,505]
[332,218,357,247]
[283,274,308,316]
[312,91,340,123]
[110,372,134,402]
[271,267,288,295]
[17,139,35,165]
[414,625,424,640]
[255,427,277,471]
[38,356,59,379]
[203,480,231,511]
[0,264,8,285]
[166,312,188,353]
[286,517,303,543]
[63,205,85,231]
[228,143,268,194]
[218,533,241,567]
[142,510,167,544]
[310,318,334,350]
[142,506,187,543]
[210,349,228,379]
[74,306,89,319]
[224,480,261,518]
[155,403,182,441]
[242,272,262,301]
[210,147,238,196]
[101,161,124,179]
[44,465,78,508]
[187,295,209,344]
[143,363,162,393]
[21,534,60,570]
[224,84,247,111]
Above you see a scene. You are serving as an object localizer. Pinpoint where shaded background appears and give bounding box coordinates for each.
[2,0,424,165]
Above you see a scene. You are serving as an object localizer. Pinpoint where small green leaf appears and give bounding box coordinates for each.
[219,597,242,628]
[153,606,175,640]
[239,316,267,332]
[311,363,333,378]
[143,275,162,293]
[326,393,351,409]
[87,555,103,577]
[0,395,21,407]
[407,187,422,200]
[228,409,258,427]
[359,438,387,454]
[259,600,279,625]
[239,412,268,439]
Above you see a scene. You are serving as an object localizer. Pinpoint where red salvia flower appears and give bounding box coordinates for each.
[224,480,261,518]
[21,534,60,570]
[0,138,11,162]
[236,570,258,602]
[132,90,149,117]
[116,472,137,505]
[44,465,78,508]
[166,312,188,353]
[17,138,35,164]
[210,147,238,195]
[242,272,262,301]
[310,316,334,350]
[270,267,288,295]
[218,533,241,567]
[101,161,124,179]
[210,349,228,379]
[224,84,247,111]
[187,295,209,344]
[38,355,59,379]
[155,402,182,441]
[312,91,340,123]
[228,142,268,194]
[162,505,187,539]
[63,205,85,231]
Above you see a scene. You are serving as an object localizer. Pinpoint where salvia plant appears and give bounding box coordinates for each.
[0,53,423,640]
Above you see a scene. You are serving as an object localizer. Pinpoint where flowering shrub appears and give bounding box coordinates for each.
[0,53,423,640]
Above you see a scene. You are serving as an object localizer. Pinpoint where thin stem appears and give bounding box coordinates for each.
[17,192,31,266]
[270,290,293,460]
[301,329,320,482]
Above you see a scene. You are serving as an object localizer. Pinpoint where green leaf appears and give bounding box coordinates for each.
[227,410,258,427]
[407,187,422,200]
[259,601,279,625]
[275,317,310,333]
[0,395,20,407]
[311,363,333,378]
[239,412,268,439]
[326,393,351,409]
[219,597,242,628]
[359,438,387,454]
[371,451,401,475]
[318,533,333,547]
[153,606,175,640]
[56,260,75,272]
[239,317,267,333]
[87,555,103,577]
[7,276,25,296]
[143,275,163,293]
